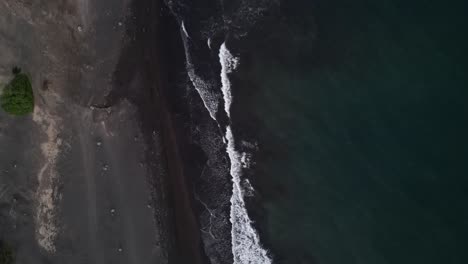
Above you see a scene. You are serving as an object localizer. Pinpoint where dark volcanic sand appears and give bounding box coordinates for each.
[0,0,207,263]
[111,1,209,263]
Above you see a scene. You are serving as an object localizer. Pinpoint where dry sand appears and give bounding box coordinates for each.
[0,1,175,263]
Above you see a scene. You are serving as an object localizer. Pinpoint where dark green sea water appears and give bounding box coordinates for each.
[237,0,468,263]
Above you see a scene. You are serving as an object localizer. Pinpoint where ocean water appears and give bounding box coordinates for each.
[164,0,468,263]
[230,0,468,263]
[165,0,276,262]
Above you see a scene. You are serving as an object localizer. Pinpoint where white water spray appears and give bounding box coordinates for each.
[219,43,272,264]
[180,23,219,120]
[181,20,190,38]
[219,43,239,118]
[179,19,271,261]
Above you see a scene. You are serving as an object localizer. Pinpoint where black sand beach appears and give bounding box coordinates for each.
[0,0,210,263]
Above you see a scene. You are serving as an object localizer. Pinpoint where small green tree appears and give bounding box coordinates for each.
[1,69,34,115]
[0,241,14,264]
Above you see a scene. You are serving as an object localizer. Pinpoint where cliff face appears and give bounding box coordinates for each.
[0,1,174,263]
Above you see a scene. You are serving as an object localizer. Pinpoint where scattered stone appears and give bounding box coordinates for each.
[102,164,109,171]
[118,21,123,27]
[146,204,152,209]
[110,208,116,215]
[77,25,83,32]
[96,141,102,147]
[42,79,51,91]
[117,247,123,252]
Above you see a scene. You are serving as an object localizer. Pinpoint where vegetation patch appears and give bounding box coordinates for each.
[1,68,34,115]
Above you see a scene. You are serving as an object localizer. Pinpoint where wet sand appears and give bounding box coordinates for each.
[110,1,208,263]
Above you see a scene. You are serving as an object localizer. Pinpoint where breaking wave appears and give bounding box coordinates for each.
[219,43,239,118]
[180,22,220,120]
[225,126,272,264]
[176,12,272,263]
[220,42,272,264]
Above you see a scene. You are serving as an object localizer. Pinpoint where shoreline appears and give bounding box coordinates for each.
[0,0,236,262]
[110,1,209,263]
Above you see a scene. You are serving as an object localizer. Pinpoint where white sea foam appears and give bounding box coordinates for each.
[207,38,212,50]
[220,43,272,264]
[186,67,219,120]
[180,25,219,120]
[180,30,271,263]
[243,179,255,197]
[181,20,190,38]
[226,126,272,264]
[219,43,239,118]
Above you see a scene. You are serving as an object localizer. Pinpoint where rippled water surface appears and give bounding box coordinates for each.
[232,0,468,263]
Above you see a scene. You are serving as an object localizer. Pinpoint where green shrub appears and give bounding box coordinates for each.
[1,72,34,115]
[0,241,14,264]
